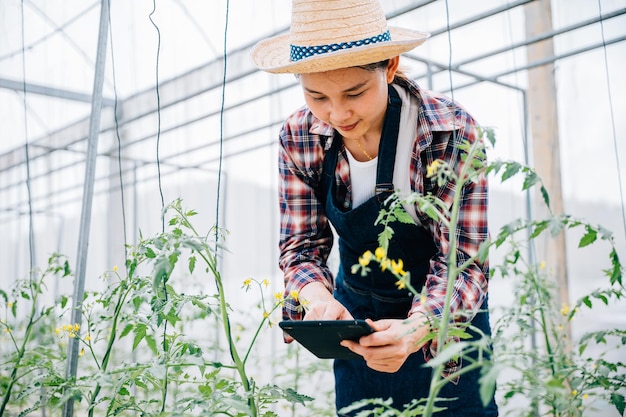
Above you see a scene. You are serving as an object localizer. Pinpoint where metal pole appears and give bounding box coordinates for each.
[62,0,109,415]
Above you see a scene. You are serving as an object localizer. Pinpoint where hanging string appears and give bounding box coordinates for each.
[597,0,626,243]
[148,0,165,233]
[107,0,129,268]
[20,0,35,277]
[148,1,169,412]
[215,0,229,255]
[443,0,457,157]
[443,0,455,107]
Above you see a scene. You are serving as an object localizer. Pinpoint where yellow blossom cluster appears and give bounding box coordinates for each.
[426,160,443,177]
[242,277,271,289]
[360,248,407,276]
[56,323,81,338]
[357,247,408,289]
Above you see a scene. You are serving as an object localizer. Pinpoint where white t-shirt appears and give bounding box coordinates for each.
[346,84,420,223]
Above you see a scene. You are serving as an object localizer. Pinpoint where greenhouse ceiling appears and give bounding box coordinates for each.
[0,0,624,232]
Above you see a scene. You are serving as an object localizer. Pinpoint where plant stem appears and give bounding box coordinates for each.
[87,280,132,417]
[175,204,258,415]
[423,140,484,416]
[0,274,41,415]
[211,263,257,416]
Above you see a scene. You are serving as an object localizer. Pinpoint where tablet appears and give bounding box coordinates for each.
[279,319,375,359]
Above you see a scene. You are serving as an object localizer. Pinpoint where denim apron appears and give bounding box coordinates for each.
[320,86,498,416]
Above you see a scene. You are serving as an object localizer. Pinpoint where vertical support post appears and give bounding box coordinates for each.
[62,0,110,415]
[524,0,571,343]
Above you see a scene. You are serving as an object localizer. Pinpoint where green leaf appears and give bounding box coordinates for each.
[395,209,416,225]
[522,170,539,191]
[424,342,466,368]
[189,256,196,274]
[545,377,565,389]
[610,393,625,415]
[608,248,622,286]
[132,323,147,350]
[540,185,550,208]
[145,247,156,259]
[120,323,134,338]
[530,221,548,239]
[579,227,597,248]
[145,334,158,355]
[63,259,71,276]
[548,216,566,237]
[479,363,501,408]
[501,162,521,182]
[477,240,490,263]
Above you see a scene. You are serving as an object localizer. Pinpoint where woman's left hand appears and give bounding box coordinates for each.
[340,315,430,373]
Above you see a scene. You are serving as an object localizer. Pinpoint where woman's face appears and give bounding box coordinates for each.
[299,57,398,142]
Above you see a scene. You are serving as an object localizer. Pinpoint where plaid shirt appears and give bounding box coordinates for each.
[278,78,489,331]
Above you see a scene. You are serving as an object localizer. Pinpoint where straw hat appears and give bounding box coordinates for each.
[250,0,430,74]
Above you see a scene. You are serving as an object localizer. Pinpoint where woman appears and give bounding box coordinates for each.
[251,0,498,415]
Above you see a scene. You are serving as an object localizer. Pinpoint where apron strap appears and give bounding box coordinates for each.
[374,84,402,195]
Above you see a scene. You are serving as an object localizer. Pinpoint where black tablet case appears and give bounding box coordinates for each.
[279,320,375,359]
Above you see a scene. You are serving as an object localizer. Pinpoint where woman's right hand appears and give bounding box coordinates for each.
[298,281,353,321]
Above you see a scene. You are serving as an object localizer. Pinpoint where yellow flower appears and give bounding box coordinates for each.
[395,279,406,290]
[583,393,589,400]
[85,334,92,342]
[391,259,406,276]
[262,279,270,288]
[560,303,570,316]
[113,266,118,272]
[539,260,546,270]
[572,390,578,396]
[274,292,283,301]
[426,160,442,177]
[359,250,373,267]
[79,348,85,357]
[289,290,299,302]
[380,258,391,272]
[243,278,252,288]
[420,294,427,305]
[7,302,12,308]
[4,327,10,334]
[56,327,61,335]
[375,247,386,260]
[73,323,80,332]
[263,312,269,319]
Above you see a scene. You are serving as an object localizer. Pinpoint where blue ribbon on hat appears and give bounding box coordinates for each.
[289,30,391,62]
